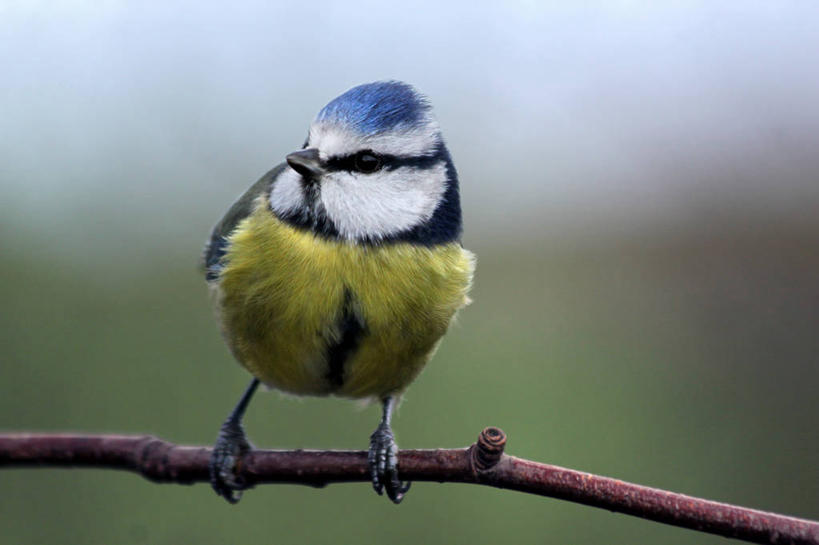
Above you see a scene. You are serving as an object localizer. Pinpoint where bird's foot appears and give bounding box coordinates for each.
[209,418,253,504]
[368,423,411,504]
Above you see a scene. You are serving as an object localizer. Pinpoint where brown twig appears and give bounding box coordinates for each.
[0,428,816,544]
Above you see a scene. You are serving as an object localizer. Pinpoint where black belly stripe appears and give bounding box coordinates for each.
[325,289,366,388]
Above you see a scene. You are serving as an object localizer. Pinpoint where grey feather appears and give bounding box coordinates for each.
[201,163,286,281]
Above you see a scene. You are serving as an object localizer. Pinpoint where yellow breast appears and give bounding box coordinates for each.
[215,196,475,399]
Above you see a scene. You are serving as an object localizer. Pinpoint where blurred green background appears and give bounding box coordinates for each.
[1,2,817,544]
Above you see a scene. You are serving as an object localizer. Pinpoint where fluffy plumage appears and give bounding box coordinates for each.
[204,80,474,398]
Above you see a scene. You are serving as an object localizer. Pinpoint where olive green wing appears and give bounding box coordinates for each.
[201,163,287,281]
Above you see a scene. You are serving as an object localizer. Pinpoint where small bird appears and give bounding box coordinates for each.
[202,81,474,504]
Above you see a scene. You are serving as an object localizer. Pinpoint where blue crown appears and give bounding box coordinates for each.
[316,81,430,136]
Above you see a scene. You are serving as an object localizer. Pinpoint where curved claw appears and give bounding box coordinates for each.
[369,423,411,504]
[209,418,252,504]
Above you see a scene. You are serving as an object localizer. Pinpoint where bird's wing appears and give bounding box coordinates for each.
[201,163,287,281]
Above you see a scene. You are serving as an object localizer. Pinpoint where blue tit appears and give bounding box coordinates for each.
[202,81,475,504]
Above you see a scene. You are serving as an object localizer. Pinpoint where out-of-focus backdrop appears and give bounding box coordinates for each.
[1,2,817,543]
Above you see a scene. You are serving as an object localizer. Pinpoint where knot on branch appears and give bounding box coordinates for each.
[471,426,506,471]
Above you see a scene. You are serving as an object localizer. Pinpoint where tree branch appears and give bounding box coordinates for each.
[1,427,816,544]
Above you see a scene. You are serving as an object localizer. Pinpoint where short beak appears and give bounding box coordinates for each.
[286,148,324,180]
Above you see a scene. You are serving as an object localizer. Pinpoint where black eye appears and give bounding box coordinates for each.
[353,151,382,173]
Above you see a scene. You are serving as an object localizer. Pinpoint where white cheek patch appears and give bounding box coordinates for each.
[309,120,442,159]
[269,167,305,216]
[319,162,448,241]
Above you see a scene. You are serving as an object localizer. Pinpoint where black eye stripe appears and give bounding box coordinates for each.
[325,150,382,173]
[324,147,444,173]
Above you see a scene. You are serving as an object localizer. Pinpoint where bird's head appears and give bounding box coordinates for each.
[270,81,461,245]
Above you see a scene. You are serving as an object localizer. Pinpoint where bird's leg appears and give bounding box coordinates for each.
[368,395,411,504]
[209,378,260,504]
